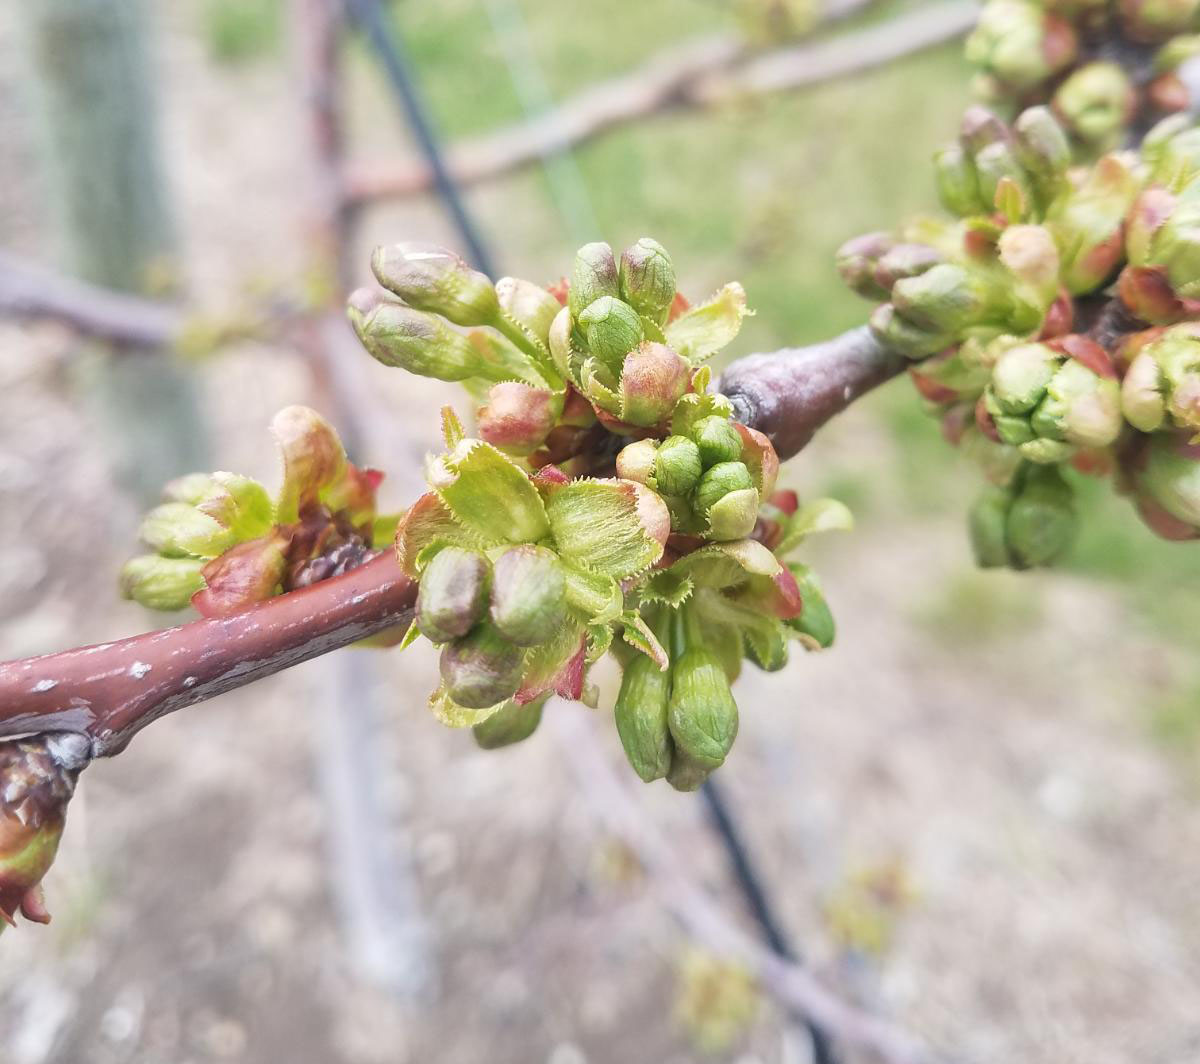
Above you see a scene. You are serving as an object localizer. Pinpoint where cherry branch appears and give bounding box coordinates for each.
[0,328,900,752]
[343,0,975,205]
[0,553,415,756]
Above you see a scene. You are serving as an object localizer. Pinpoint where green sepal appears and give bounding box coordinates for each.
[775,497,855,556]
[639,568,695,609]
[619,611,670,670]
[546,479,667,578]
[785,564,836,650]
[395,491,485,579]
[428,439,550,545]
[586,622,613,663]
[669,538,781,591]
[428,685,510,728]
[562,563,624,623]
[472,694,547,749]
[665,283,751,364]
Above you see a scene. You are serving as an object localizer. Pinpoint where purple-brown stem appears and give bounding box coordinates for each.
[0,330,902,754]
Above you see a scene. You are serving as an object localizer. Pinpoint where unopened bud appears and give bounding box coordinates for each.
[477,381,557,455]
[619,238,677,325]
[1119,0,1200,42]
[616,438,660,485]
[1136,434,1200,529]
[869,302,952,359]
[969,484,1015,568]
[569,241,620,318]
[1006,464,1077,567]
[349,289,501,382]
[138,502,235,559]
[619,341,690,427]
[494,277,561,345]
[417,546,491,644]
[1014,105,1071,193]
[1052,62,1136,146]
[668,646,739,770]
[965,1,1076,91]
[695,461,754,515]
[873,243,945,293]
[578,296,644,373]
[489,545,568,646]
[654,436,703,496]
[614,652,673,782]
[371,242,499,327]
[440,624,525,709]
[1122,326,1200,434]
[120,554,207,611]
[934,145,986,217]
[472,695,547,749]
[836,232,896,298]
[890,264,990,333]
[707,487,761,541]
[691,415,743,467]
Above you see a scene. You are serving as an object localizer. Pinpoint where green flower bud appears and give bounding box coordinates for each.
[691,415,744,467]
[965,0,1076,92]
[578,296,644,374]
[665,749,714,792]
[985,340,1121,462]
[969,484,1016,568]
[1006,464,1077,567]
[1046,154,1137,294]
[974,140,1033,213]
[1150,197,1200,301]
[934,145,986,217]
[614,652,673,782]
[348,290,502,382]
[836,231,897,299]
[619,341,691,427]
[119,554,207,611]
[440,623,525,709]
[417,546,491,644]
[655,436,703,496]
[873,243,945,293]
[472,694,547,750]
[1052,62,1136,147]
[494,277,562,344]
[1013,105,1071,198]
[1137,435,1200,528]
[619,238,677,325]
[1121,327,1200,434]
[668,646,739,770]
[489,545,568,646]
[787,565,836,649]
[1120,0,1200,42]
[615,438,660,486]
[695,461,755,516]
[890,264,992,334]
[869,303,952,360]
[138,502,236,559]
[1144,121,1200,193]
[569,241,620,318]
[0,736,88,929]
[707,487,761,541]
[371,242,499,327]
[163,471,220,505]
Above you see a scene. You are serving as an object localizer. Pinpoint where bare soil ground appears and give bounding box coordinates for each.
[1,6,1198,1064]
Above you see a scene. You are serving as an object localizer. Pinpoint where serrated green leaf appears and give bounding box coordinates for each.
[639,568,694,608]
[620,611,670,670]
[547,479,667,579]
[563,563,624,623]
[586,622,613,663]
[394,491,484,578]
[580,357,620,414]
[429,439,550,544]
[669,539,781,590]
[441,405,465,450]
[670,390,735,438]
[272,406,348,524]
[429,686,509,728]
[665,282,750,364]
[776,498,854,556]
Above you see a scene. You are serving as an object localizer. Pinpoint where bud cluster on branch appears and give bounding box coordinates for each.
[966,0,1200,152]
[840,102,1200,564]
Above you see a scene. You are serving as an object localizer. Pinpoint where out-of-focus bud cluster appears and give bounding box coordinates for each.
[0,735,89,935]
[839,102,1200,560]
[966,0,1200,154]
[121,406,399,617]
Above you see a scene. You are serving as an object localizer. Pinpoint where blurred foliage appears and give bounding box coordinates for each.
[823,857,915,955]
[1149,679,1200,779]
[201,0,281,65]
[916,567,1044,646]
[672,947,760,1053]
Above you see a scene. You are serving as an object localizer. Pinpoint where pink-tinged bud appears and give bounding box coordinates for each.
[371,242,500,327]
[192,531,291,617]
[873,243,945,293]
[440,624,525,709]
[618,341,690,427]
[477,381,557,455]
[489,545,568,646]
[733,422,780,497]
[836,231,896,299]
[271,406,348,524]
[569,241,620,318]
[615,438,659,485]
[619,238,677,325]
[0,735,89,931]
[1126,188,1177,267]
[1133,435,1200,533]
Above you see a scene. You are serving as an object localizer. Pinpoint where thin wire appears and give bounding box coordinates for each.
[341,0,496,274]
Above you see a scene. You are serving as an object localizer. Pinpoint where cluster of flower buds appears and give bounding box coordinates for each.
[121,406,397,616]
[966,0,1200,154]
[838,103,1200,561]
[0,735,89,935]
[348,238,749,474]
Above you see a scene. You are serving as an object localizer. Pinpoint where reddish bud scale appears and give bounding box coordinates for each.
[1047,334,1118,378]
[910,366,962,405]
[975,393,1004,443]
[1038,289,1075,339]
